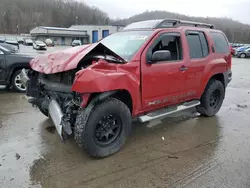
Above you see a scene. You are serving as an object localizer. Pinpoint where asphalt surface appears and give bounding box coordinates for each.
[1,48,250,188]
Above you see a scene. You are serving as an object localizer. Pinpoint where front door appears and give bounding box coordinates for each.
[141,32,190,111]
[0,50,5,82]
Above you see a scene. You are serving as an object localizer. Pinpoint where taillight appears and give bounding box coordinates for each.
[227,54,232,70]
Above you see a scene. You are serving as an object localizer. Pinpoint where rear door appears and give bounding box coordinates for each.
[183,30,210,95]
[0,49,6,82]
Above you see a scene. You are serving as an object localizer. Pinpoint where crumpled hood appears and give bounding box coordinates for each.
[29,43,126,74]
[30,44,93,74]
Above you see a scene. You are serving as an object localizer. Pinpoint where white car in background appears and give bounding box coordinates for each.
[71,40,82,47]
[33,40,47,50]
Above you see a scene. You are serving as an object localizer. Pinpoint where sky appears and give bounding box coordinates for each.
[81,0,250,24]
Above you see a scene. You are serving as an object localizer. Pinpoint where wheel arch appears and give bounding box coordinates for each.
[199,72,226,98]
[209,73,225,89]
[7,64,30,84]
[88,89,133,114]
[239,53,246,58]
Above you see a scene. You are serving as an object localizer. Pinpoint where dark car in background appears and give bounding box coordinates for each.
[5,37,20,50]
[0,37,5,43]
[0,43,19,53]
[0,45,33,92]
[17,37,25,44]
[24,38,33,46]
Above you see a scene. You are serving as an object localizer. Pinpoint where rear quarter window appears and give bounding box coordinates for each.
[210,32,229,53]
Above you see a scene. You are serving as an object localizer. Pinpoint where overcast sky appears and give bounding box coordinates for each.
[82,0,250,24]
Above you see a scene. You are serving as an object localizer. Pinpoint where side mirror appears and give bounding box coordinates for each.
[150,50,171,63]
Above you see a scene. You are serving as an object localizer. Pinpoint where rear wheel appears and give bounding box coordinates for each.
[197,79,225,117]
[11,69,27,92]
[74,98,132,158]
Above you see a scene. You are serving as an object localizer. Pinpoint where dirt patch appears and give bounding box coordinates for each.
[15,153,21,160]
[236,104,248,109]
[46,126,56,133]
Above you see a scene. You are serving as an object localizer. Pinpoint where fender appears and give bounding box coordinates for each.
[198,58,228,97]
[71,60,141,115]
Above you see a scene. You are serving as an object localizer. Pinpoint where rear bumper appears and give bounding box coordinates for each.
[37,46,47,50]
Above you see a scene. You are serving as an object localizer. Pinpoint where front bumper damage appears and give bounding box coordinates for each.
[48,99,64,140]
[21,69,75,140]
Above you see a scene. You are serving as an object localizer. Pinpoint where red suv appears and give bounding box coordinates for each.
[21,19,232,158]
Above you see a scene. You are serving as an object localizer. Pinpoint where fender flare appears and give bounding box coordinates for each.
[81,90,118,124]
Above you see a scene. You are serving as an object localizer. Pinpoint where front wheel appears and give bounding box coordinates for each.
[196,79,225,117]
[74,98,132,158]
[11,69,27,92]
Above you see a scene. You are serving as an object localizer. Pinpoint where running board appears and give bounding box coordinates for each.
[138,100,200,123]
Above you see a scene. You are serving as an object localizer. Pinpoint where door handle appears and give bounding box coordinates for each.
[179,66,188,71]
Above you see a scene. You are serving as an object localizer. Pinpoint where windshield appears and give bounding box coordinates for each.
[6,37,16,42]
[100,30,153,61]
[36,41,44,44]
[73,40,81,43]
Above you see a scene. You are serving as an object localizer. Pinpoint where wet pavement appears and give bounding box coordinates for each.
[1,58,250,188]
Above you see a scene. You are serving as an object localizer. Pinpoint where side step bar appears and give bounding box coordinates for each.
[138,100,200,123]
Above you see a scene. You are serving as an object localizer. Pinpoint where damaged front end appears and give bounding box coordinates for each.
[22,43,128,140]
[23,69,83,139]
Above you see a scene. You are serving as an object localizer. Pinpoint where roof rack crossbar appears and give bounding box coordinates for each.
[156,19,215,29]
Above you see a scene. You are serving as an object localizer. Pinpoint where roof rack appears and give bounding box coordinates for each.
[156,19,215,29]
[122,19,215,30]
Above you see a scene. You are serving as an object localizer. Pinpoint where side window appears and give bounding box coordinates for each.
[199,33,209,56]
[210,32,229,53]
[186,33,203,59]
[151,34,183,61]
[186,31,209,59]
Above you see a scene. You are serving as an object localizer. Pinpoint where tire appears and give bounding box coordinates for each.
[38,106,49,117]
[196,79,225,117]
[74,97,132,158]
[11,69,27,92]
[240,53,246,58]
[37,99,49,117]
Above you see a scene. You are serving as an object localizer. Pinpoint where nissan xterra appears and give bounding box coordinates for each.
[21,19,232,158]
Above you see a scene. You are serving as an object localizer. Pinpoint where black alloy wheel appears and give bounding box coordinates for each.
[94,114,122,147]
[209,89,221,108]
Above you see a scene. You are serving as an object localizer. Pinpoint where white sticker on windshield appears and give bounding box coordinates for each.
[129,35,148,40]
